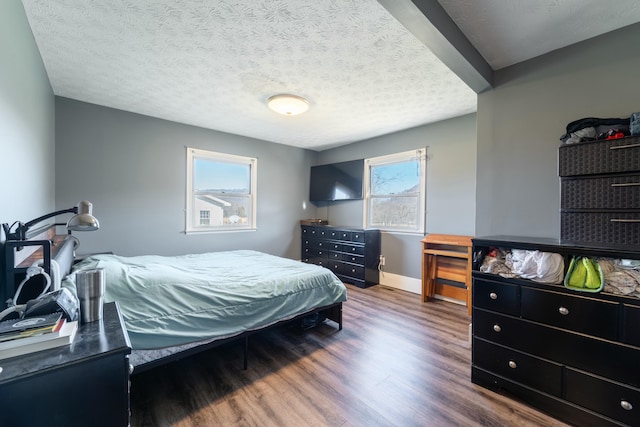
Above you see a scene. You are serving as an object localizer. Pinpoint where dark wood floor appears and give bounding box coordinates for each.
[130,284,570,427]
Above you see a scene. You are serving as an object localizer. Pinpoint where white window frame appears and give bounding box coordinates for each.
[363,148,427,233]
[186,147,257,233]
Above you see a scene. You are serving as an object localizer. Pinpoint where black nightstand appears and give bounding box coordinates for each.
[0,302,132,427]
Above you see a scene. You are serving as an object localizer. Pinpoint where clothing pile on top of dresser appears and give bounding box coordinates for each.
[559,115,638,144]
[596,258,640,298]
[480,248,564,284]
[480,247,640,298]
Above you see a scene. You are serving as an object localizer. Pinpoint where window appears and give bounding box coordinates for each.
[186,147,257,232]
[364,149,426,233]
[199,210,210,225]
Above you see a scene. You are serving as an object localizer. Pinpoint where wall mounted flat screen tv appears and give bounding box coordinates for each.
[309,159,364,202]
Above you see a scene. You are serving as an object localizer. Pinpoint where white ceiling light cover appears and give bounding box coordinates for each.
[267,94,310,116]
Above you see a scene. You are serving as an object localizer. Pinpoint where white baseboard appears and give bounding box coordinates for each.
[378,271,422,294]
[377,273,468,308]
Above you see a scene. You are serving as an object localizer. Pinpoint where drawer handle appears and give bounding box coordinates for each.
[508,360,517,369]
[558,306,569,315]
[611,182,640,187]
[489,292,498,300]
[493,324,502,333]
[351,269,356,273]
[610,219,640,223]
[610,142,640,150]
[620,400,633,411]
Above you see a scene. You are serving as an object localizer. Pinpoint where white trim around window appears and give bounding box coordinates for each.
[363,148,427,233]
[185,147,257,233]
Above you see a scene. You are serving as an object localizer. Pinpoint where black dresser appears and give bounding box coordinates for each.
[0,302,132,427]
[559,135,640,246]
[471,236,640,427]
[301,225,381,288]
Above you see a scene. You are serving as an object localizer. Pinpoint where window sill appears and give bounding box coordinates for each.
[184,228,257,235]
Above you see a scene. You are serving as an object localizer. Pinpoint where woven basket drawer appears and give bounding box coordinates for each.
[561,174,640,209]
[559,136,640,177]
[561,212,640,246]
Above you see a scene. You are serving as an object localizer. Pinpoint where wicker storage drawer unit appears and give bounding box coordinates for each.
[559,136,640,247]
[559,137,640,177]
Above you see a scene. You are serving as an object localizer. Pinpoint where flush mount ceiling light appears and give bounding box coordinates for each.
[267,94,310,116]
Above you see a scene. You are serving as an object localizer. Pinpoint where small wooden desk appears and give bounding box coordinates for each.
[421,234,473,315]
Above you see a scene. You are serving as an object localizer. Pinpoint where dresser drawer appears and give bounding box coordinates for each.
[561,211,640,247]
[565,368,640,426]
[305,245,328,258]
[342,244,364,256]
[521,287,619,340]
[623,304,640,347]
[329,261,364,278]
[559,136,640,177]
[312,257,329,267]
[473,279,519,316]
[474,309,640,387]
[329,251,343,261]
[302,226,321,237]
[327,229,341,239]
[334,230,351,241]
[344,253,364,264]
[352,231,365,243]
[326,242,341,251]
[311,239,328,250]
[473,338,562,397]
[561,174,640,210]
[473,310,528,350]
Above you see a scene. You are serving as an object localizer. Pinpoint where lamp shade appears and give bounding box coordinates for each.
[267,94,310,116]
[66,200,100,231]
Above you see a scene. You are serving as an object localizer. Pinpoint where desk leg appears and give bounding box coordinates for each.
[422,254,437,302]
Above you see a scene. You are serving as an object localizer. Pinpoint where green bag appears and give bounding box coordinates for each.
[564,256,603,292]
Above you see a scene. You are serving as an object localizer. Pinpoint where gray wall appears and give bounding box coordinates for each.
[0,1,55,242]
[314,113,477,279]
[476,23,640,238]
[7,2,639,288]
[55,98,318,259]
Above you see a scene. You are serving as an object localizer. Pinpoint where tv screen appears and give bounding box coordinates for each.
[309,159,364,202]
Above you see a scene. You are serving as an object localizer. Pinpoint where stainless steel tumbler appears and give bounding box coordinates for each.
[75,268,105,323]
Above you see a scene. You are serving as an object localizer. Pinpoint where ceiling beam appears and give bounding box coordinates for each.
[377,0,494,93]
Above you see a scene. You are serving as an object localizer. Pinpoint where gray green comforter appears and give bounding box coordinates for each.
[65,250,347,349]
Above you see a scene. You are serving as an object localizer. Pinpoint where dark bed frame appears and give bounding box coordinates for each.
[2,232,344,374]
[131,301,343,374]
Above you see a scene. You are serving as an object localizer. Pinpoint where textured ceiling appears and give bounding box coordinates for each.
[20,1,640,151]
[20,0,476,151]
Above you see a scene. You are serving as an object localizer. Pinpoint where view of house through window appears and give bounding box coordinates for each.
[186,147,257,232]
[364,149,426,233]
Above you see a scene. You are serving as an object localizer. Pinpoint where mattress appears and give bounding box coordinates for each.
[64,250,347,349]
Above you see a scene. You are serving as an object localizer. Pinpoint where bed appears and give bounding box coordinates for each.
[63,249,347,373]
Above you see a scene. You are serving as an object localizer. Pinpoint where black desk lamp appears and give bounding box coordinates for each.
[2,200,100,243]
